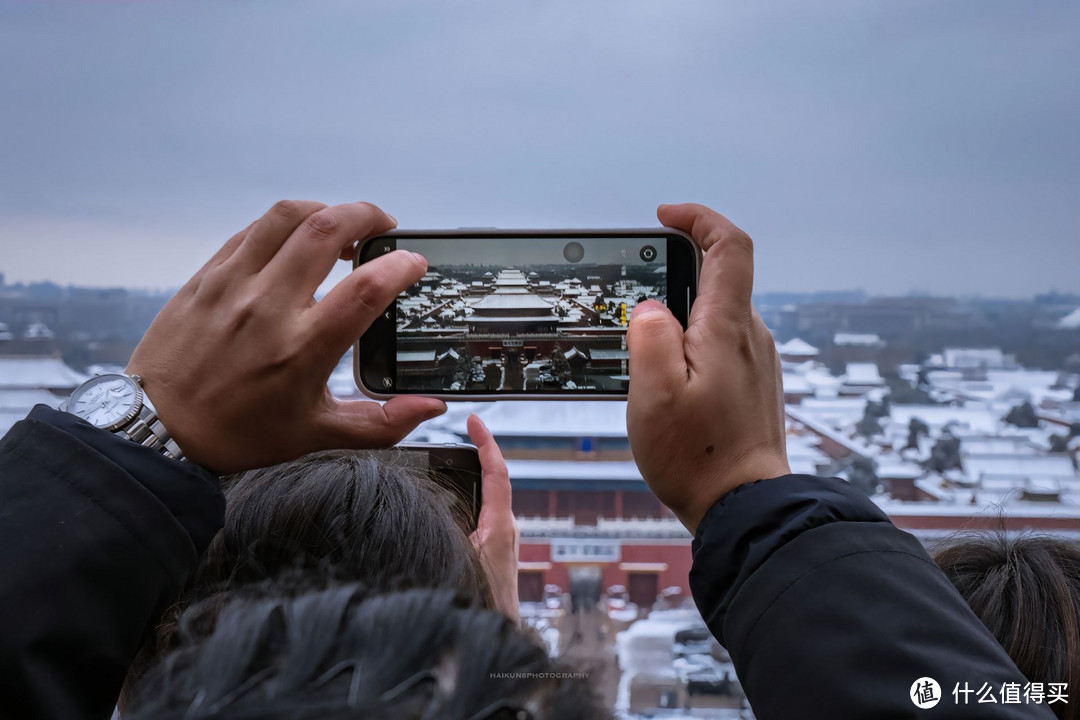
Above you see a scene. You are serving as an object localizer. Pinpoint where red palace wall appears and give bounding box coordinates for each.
[519,540,693,596]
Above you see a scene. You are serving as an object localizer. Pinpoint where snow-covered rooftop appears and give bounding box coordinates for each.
[1058,307,1080,329]
[844,362,884,386]
[834,332,884,346]
[776,338,819,356]
[471,293,554,311]
[442,400,628,438]
[506,459,642,482]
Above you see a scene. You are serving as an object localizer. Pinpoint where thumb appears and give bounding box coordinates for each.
[326,396,447,448]
[627,301,687,395]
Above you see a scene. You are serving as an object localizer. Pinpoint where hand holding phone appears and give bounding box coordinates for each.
[354,228,700,400]
[390,418,519,621]
[466,415,519,622]
[125,200,446,474]
[626,204,790,534]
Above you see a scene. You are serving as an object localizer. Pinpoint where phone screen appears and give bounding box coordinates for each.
[357,230,697,396]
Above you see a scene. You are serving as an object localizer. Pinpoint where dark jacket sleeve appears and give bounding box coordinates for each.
[690,474,1054,719]
[0,406,224,720]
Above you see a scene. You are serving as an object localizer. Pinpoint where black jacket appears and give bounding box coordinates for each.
[691,475,1055,718]
[0,408,1055,719]
[0,407,222,720]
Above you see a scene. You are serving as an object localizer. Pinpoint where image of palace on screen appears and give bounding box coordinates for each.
[395,264,666,391]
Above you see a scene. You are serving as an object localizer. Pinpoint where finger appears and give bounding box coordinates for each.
[224,200,328,274]
[323,395,447,449]
[467,414,512,528]
[658,203,746,253]
[626,301,688,396]
[658,202,755,327]
[339,213,396,262]
[261,201,397,299]
[308,249,428,354]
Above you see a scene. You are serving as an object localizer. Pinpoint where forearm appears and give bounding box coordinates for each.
[690,474,1053,719]
[0,407,223,720]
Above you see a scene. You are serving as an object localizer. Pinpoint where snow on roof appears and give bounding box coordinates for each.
[397,350,436,363]
[785,406,875,457]
[471,293,554,311]
[784,433,831,474]
[875,486,1080,519]
[875,460,923,480]
[1058,307,1080,329]
[22,322,54,340]
[782,373,813,394]
[960,437,1040,455]
[0,356,88,390]
[440,400,628,437]
[844,362,884,386]
[963,454,1076,481]
[469,315,560,323]
[887,405,1003,434]
[589,349,629,360]
[506,459,643,482]
[797,397,868,426]
[777,338,819,356]
[834,333,884,346]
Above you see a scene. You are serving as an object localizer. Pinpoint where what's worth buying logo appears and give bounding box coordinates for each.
[911,677,942,709]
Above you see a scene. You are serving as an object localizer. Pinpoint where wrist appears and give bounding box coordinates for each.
[63,372,187,462]
[679,452,791,534]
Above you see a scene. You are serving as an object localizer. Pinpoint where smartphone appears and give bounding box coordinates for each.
[354,228,700,399]
[373,443,482,533]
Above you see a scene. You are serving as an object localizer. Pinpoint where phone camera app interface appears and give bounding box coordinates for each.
[394,236,668,393]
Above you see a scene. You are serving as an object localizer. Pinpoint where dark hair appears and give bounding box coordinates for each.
[934,533,1080,720]
[125,450,492,702]
[126,584,606,720]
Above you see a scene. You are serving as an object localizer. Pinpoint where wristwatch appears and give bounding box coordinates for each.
[61,373,186,461]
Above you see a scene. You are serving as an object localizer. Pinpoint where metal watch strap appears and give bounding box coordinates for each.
[117,386,186,461]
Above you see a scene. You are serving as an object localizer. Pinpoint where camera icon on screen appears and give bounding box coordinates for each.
[639,245,657,262]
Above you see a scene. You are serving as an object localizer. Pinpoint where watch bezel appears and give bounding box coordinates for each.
[68,374,145,432]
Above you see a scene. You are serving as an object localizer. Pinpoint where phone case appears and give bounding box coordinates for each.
[353,227,701,401]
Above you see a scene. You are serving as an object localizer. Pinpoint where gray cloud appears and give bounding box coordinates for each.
[0,0,1077,295]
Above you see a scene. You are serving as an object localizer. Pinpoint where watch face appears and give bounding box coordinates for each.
[69,374,142,430]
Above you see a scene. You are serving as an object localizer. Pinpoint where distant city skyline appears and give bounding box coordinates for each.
[1,1,1077,296]
[3,268,1076,305]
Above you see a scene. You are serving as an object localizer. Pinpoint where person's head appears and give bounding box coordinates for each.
[199,449,488,597]
[125,450,492,702]
[934,533,1080,720]
[126,584,605,720]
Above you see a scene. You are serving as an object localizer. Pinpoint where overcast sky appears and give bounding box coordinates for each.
[0,1,1077,296]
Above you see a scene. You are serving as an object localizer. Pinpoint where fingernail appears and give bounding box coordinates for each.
[387,214,398,226]
[411,252,427,266]
[473,414,488,431]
